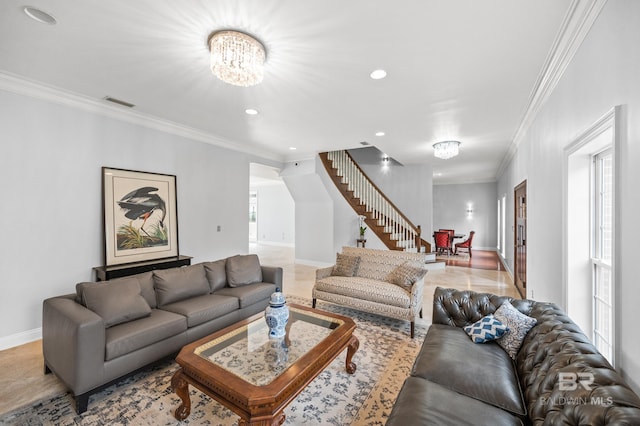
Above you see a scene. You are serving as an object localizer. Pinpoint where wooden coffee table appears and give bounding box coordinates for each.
[171,303,359,425]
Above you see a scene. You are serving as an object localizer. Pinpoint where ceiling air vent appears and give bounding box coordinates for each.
[103,96,135,108]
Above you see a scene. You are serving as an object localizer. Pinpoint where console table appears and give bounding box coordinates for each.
[93,255,192,281]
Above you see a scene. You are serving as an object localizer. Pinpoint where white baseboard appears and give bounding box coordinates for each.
[0,327,42,351]
[295,258,333,268]
[251,241,295,248]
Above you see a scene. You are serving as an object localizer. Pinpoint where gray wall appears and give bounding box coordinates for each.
[498,0,640,392]
[433,182,497,250]
[0,89,278,348]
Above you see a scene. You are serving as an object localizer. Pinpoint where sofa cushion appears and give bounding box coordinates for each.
[214,283,276,309]
[464,314,509,343]
[153,264,209,307]
[203,259,227,292]
[315,276,411,308]
[388,261,427,289]
[76,280,151,328]
[110,272,157,309]
[160,294,239,328]
[105,309,187,361]
[412,324,526,416]
[226,254,263,287]
[341,246,425,280]
[494,301,537,359]
[386,378,523,426]
[332,253,360,277]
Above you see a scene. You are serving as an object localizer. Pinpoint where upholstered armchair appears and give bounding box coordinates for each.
[454,231,475,257]
[433,231,452,256]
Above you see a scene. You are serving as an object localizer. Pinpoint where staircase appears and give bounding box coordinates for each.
[319,150,431,253]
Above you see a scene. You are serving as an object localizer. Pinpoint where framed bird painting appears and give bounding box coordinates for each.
[102,167,179,266]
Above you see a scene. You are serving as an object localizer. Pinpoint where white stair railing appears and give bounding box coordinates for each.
[326,150,423,252]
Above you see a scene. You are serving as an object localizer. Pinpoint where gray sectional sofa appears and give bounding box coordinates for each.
[387,287,640,425]
[42,254,282,414]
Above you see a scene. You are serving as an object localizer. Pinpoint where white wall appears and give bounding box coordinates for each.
[497,0,640,392]
[433,182,497,250]
[250,183,295,246]
[0,89,279,348]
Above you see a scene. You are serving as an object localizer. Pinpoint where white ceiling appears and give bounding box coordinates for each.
[0,0,574,184]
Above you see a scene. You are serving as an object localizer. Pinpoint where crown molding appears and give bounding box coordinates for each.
[495,0,608,179]
[0,71,283,163]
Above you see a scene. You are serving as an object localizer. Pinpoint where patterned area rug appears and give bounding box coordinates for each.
[1,296,428,425]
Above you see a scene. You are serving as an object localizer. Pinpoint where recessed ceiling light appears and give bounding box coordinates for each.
[434,172,443,177]
[375,131,385,137]
[23,6,57,25]
[370,69,387,80]
[289,147,297,150]
[245,108,259,115]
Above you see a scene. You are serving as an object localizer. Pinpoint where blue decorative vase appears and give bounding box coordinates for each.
[264,288,289,338]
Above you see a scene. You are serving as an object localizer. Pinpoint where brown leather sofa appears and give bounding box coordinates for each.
[387,287,640,425]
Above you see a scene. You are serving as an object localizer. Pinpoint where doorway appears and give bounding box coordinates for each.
[514,180,527,298]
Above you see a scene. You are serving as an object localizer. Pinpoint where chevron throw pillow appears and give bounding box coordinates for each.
[464,314,509,343]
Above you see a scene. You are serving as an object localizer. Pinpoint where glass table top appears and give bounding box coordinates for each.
[195,306,343,386]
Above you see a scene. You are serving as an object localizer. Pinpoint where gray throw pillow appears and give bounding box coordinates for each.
[76,280,151,328]
[331,253,360,277]
[493,301,537,359]
[204,259,228,292]
[389,261,428,289]
[153,264,209,306]
[225,254,263,287]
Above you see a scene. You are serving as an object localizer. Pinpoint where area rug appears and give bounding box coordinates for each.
[1,296,428,426]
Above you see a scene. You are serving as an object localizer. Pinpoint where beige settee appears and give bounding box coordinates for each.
[312,247,427,337]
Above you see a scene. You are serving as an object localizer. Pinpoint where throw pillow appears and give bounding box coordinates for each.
[153,263,210,306]
[331,253,360,277]
[464,314,509,343]
[493,301,537,359]
[77,280,151,328]
[226,254,263,287]
[389,261,428,289]
[203,259,227,292]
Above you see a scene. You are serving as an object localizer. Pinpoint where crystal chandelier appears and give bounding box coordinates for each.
[208,30,265,87]
[433,141,461,159]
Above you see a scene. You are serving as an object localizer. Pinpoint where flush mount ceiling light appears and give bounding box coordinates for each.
[433,140,461,159]
[245,108,259,115]
[208,30,265,87]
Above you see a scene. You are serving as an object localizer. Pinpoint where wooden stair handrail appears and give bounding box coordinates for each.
[319,151,431,252]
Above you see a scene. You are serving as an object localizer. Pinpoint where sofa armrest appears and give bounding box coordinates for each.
[316,266,333,280]
[261,265,283,291]
[43,295,106,394]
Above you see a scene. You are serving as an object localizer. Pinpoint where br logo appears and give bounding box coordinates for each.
[559,372,594,391]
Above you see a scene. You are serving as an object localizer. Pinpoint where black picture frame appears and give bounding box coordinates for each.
[102,167,179,266]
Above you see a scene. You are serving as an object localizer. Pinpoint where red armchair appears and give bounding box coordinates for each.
[454,231,475,258]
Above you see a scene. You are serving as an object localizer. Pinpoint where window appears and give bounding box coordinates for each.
[501,194,506,258]
[592,149,613,363]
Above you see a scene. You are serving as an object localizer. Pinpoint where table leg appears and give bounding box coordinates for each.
[171,368,192,420]
[238,411,286,426]
[345,335,359,374]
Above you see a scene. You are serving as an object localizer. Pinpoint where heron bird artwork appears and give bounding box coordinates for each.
[116,186,168,249]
